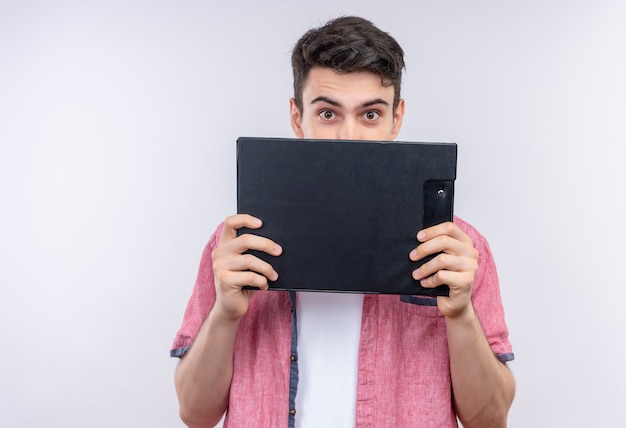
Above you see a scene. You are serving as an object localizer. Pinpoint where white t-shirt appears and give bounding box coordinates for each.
[294,291,364,427]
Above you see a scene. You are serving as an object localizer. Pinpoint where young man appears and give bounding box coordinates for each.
[172,16,515,428]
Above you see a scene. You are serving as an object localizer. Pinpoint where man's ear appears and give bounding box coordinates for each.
[389,98,405,140]
[289,98,305,138]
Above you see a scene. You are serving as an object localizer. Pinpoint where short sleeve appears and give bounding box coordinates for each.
[170,223,224,358]
[455,217,514,363]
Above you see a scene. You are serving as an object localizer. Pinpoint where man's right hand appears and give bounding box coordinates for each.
[211,214,282,321]
[176,214,280,426]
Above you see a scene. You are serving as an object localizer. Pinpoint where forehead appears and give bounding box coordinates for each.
[302,67,395,105]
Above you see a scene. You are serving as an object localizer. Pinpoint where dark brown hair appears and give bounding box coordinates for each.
[291,16,405,112]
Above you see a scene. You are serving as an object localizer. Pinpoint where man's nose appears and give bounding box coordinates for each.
[337,119,359,140]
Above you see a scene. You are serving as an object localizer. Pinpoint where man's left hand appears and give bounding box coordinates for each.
[409,221,479,319]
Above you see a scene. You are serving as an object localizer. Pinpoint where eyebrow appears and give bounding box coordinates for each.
[310,96,390,108]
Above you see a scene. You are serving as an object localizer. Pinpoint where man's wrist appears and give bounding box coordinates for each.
[443,303,476,326]
[209,304,245,327]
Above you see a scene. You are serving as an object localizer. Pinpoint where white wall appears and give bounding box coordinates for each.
[1,1,624,427]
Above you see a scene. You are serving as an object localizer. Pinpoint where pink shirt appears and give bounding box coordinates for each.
[171,216,513,427]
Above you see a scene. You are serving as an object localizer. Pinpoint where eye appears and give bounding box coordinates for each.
[318,109,336,120]
[363,110,380,121]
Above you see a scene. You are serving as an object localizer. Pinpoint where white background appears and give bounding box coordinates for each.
[1,1,625,427]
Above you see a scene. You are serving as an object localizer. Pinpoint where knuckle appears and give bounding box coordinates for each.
[433,253,447,270]
[224,215,237,228]
[241,253,255,266]
[240,234,254,248]
[215,269,229,284]
[245,271,258,285]
[258,275,269,289]
[439,234,452,248]
[212,258,223,274]
[417,242,431,258]
[211,247,221,261]
[470,253,478,267]
[470,260,479,277]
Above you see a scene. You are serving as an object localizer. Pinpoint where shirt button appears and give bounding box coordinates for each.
[290,354,297,362]
[289,408,297,415]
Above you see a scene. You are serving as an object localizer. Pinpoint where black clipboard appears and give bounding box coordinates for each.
[236,137,456,296]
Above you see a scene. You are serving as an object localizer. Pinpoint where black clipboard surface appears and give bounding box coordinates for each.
[236,137,456,296]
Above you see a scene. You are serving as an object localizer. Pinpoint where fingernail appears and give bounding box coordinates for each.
[271,270,279,281]
[253,217,262,226]
[409,249,417,259]
[417,231,426,241]
[274,244,282,254]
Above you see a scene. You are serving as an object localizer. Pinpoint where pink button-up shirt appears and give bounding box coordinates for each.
[171,217,513,427]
